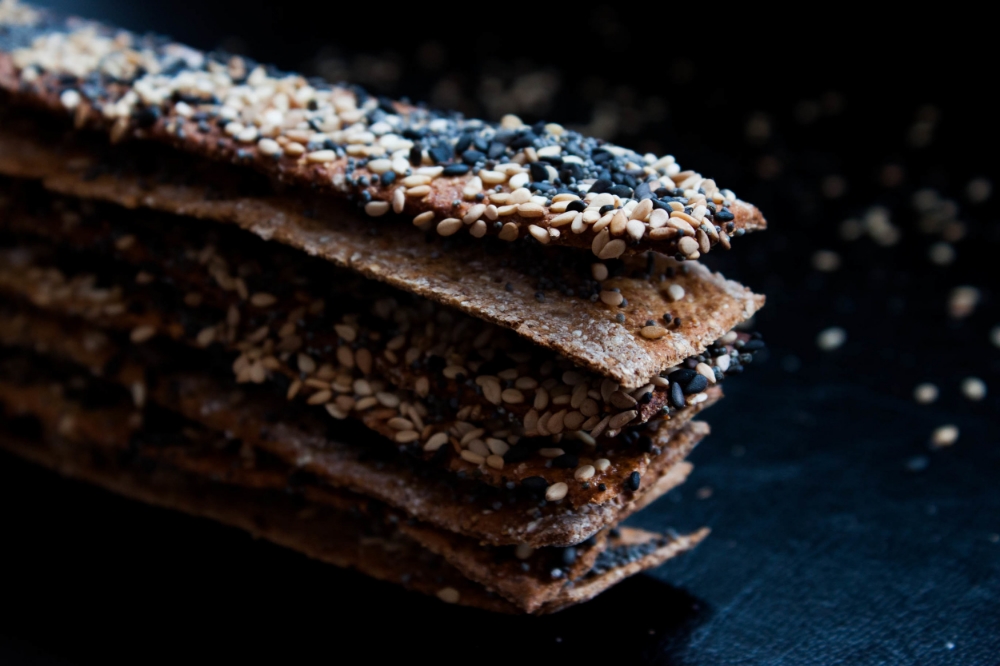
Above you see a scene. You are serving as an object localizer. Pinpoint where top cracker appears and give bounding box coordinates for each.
[0,1,765,262]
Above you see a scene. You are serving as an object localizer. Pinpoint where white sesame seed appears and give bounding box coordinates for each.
[696,362,716,383]
[928,242,955,266]
[406,184,432,198]
[591,263,609,281]
[991,325,1000,349]
[467,439,490,457]
[501,388,525,404]
[913,383,938,404]
[812,250,841,272]
[667,284,685,301]
[508,172,530,189]
[257,138,281,156]
[528,225,550,244]
[250,292,277,307]
[640,326,667,340]
[437,587,460,604]
[305,150,336,163]
[470,219,487,238]
[817,326,847,351]
[334,324,357,342]
[423,432,449,452]
[307,390,332,405]
[961,377,987,401]
[325,403,348,419]
[574,465,595,481]
[626,219,646,241]
[677,236,700,258]
[594,458,611,472]
[486,438,510,456]
[598,239,627,260]
[60,89,81,110]
[598,290,623,307]
[460,450,485,465]
[931,425,959,448]
[364,201,390,217]
[367,158,392,174]
[236,126,258,143]
[402,174,431,187]
[436,218,463,236]
[948,286,980,319]
[498,223,519,241]
[412,211,435,228]
[463,204,486,225]
[545,482,569,502]
[609,410,638,429]
[480,170,507,185]
[394,429,420,444]
[129,325,156,343]
[648,208,669,228]
[549,211,577,227]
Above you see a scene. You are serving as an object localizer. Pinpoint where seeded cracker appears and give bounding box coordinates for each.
[0,125,764,389]
[0,0,768,612]
[0,307,714,547]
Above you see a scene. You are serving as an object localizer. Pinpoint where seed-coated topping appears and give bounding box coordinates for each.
[0,4,765,262]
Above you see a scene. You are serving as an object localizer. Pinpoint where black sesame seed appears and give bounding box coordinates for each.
[627,471,641,491]
[608,184,634,198]
[589,178,613,194]
[670,381,686,408]
[529,161,549,182]
[462,149,486,165]
[442,163,470,176]
[522,476,548,492]
[684,374,709,394]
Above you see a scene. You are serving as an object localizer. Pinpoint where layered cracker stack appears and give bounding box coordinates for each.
[0,1,765,613]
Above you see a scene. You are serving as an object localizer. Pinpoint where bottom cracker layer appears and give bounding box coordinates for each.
[0,349,708,613]
[0,428,707,615]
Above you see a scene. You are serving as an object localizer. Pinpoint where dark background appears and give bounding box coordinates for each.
[1,3,998,664]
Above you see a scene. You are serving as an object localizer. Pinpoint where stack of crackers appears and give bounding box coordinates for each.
[0,1,766,613]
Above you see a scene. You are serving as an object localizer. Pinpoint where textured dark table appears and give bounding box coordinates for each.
[1,3,998,664]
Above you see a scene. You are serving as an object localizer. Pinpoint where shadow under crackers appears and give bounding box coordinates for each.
[0,449,706,665]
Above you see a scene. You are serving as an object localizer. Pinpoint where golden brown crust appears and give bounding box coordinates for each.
[0,127,765,389]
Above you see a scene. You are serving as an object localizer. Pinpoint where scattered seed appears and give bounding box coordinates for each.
[817,326,847,351]
[931,425,959,448]
[961,377,987,401]
[914,383,938,404]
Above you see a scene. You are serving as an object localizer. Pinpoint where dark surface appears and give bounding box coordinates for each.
[1,3,998,664]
